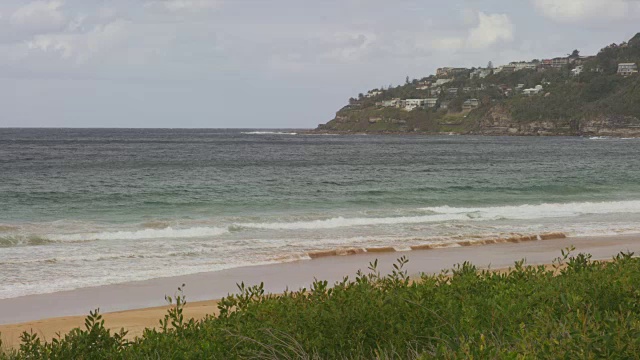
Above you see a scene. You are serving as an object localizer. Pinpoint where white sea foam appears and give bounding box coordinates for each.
[49,226,229,241]
[238,214,472,230]
[241,131,298,135]
[421,201,640,220]
[237,201,640,230]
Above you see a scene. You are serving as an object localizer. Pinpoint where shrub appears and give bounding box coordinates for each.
[3,250,640,359]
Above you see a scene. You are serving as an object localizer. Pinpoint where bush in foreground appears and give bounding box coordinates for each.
[2,248,640,359]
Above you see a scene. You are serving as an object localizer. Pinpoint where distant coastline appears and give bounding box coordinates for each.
[305,129,640,138]
[316,33,640,137]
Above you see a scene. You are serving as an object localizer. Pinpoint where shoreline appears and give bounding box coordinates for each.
[1,233,639,348]
[303,129,640,137]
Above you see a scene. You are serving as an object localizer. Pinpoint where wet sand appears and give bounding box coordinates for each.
[1,234,638,348]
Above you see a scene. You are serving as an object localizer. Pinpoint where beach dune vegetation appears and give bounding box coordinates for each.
[2,249,640,359]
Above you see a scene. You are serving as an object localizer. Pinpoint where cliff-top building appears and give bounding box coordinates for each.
[618,63,638,76]
[436,67,468,78]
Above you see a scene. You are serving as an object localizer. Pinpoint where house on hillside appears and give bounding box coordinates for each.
[435,78,453,86]
[380,98,401,107]
[462,99,480,111]
[523,85,544,96]
[447,88,459,95]
[470,68,492,79]
[365,90,383,98]
[436,67,451,77]
[571,65,584,76]
[437,67,468,77]
[425,98,439,108]
[494,65,516,74]
[572,56,595,65]
[416,81,431,90]
[416,80,431,89]
[551,57,569,68]
[403,99,428,111]
[510,62,537,71]
[450,68,469,75]
[618,63,638,76]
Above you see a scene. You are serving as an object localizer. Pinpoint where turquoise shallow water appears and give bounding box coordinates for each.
[1,128,640,298]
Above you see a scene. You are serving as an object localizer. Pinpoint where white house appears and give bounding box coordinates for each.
[618,63,638,76]
[462,99,480,110]
[510,62,537,71]
[381,98,401,107]
[494,65,516,74]
[523,85,543,96]
[470,68,492,79]
[435,78,453,86]
[403,99,428,111]
[571,65,584,76]
[425,98,439,108]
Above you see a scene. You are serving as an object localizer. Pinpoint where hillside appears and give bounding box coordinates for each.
[316,33,640,136]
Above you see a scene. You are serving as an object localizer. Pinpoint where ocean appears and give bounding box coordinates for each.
[2,128,640,299]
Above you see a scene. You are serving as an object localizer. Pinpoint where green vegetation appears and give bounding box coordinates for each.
[3,249,640,359]
[318,33,640,135]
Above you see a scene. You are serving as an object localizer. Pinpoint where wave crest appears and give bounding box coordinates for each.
[241,131,298,135]
[421,201,640,220]
[237,200,640,230]
[0,235,54,247]
[50,226,229,242]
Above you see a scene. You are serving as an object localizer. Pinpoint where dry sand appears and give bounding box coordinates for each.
[1,233,638,349]
[1,300,220,349]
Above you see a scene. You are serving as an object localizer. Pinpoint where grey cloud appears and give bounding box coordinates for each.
[10,0,67,32]
[532,0,640,23]
[144,0,222,12]
[2,0,639,128]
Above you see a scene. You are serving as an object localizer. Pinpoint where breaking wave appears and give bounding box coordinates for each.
[420,201,640,220]
[237,200,640,230]
[49,226,230,242]
[238,214,471,230]
[241,131,298,135]
[0,235,54,247]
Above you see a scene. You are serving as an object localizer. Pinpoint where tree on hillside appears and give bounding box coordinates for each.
[487,61,494,69]
[406,76,410,84]
[570,49,580,58]
[629,33,640,47]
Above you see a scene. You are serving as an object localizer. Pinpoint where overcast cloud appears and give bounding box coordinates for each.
[1,0,639,128]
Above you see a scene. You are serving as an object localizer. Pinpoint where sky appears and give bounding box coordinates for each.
[1,0,639,128]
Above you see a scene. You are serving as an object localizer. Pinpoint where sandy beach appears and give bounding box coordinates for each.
[1,233,639,348]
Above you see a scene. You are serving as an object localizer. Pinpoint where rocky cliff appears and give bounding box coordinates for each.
[471,106,640,137]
